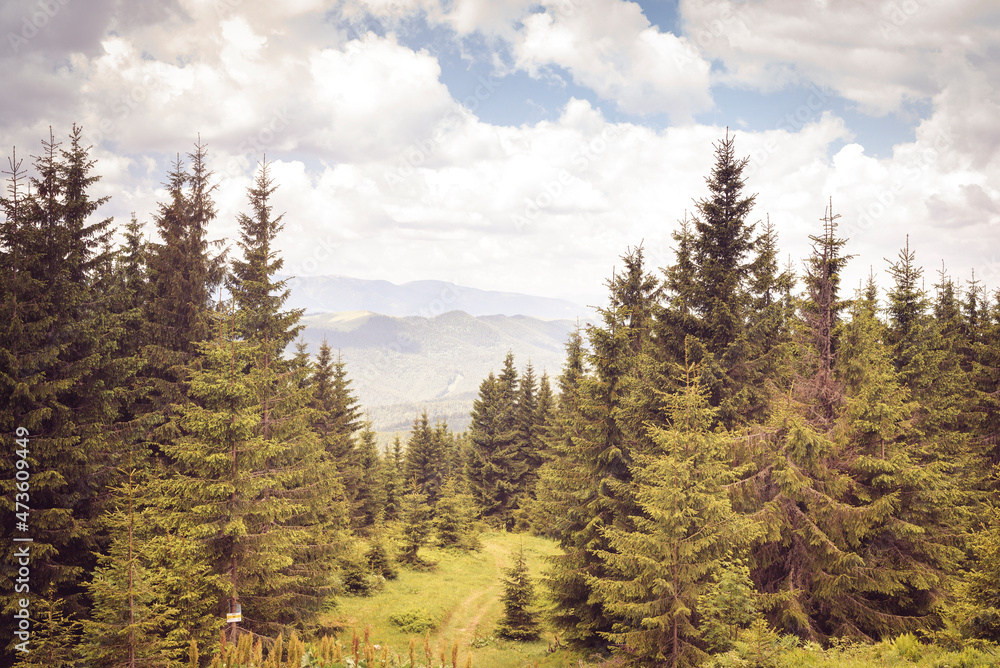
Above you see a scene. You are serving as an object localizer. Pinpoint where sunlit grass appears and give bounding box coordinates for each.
[324,530,563,667]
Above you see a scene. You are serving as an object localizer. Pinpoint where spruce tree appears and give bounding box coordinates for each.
[160,316,318,639]
[353,421,387,532]
[590,362,754,667]
[1,129,135,654]
[798,200,852,420]
[544,247,658,648]
[11,587,81,668]
[404,410,446,505]
[496,545,541,641]
[466,372,520,526]
[515,361,543,501]
[689,130,757,350]
[82,467,173,667]
[530,329,587,539]
[382,434,405,521]
[834,287,965,637]
[434,477,477,549]
[399,485,433,565]
[142,141,226,419]
[661,132,759,427]
[225,159,343,632]
[969,290,1000,477]
[311,340,363,512]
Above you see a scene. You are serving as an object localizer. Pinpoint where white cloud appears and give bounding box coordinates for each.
[305,32,454,161]
[2,0,998,306]
[513,0,713,120]
[680,0,999,116]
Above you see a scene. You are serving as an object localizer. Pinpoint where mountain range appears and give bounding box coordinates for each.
[290,276,594,434]
[283,274,593,320]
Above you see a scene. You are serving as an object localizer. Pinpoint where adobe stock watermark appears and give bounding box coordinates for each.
[217,106,295,188]
[879,0,927,39]
[673,0,749,67]
[745,84,830,178]
[213,0,242,16]
[511,124,622,232]
[384,75,502,191]
[359,282,465,381]
[841,130,953,240]
[7,0,71,54]
[285,234,340,283]
[87,73,162,147]
[976,254,1000,289]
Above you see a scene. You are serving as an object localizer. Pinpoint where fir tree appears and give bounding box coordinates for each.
[661,132,759,427]
[797,200,852,421]
[399,485,433,565]
[953,504,1000,639]
[434,477,478,549]
[590,361,755,667]
[142,141,227,419]
[530,329,587,539]
[382,434,405,521]
[404,411,446,505]
[969,290,1000,477]
[545,247,658,648]
[82,467,173,667]
[0,129,135,653]
[466,371,520,526]
[353,421,387,532]
[160,310,333,639]
[689,130,757,333]
[496,544,541,641]
[311,340,363,512]
[515,361,543,501]
[11,587,81,668]
[225,160,344,633]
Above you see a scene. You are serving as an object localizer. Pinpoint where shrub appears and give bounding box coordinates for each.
[893,633,923,662]
[366,539,398,580]
[389,607,436,634]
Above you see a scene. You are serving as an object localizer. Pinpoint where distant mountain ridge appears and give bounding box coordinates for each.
[298,310,581,434]
[283,274,592,320]
[288,275,596,435]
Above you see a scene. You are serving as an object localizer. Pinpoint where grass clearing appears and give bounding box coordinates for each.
[326,531,564,667]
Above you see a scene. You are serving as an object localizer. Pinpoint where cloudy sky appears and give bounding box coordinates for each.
[2,0,999,307]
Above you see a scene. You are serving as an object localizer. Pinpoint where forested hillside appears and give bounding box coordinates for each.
[297,309,576,432]
[1,127,999,667]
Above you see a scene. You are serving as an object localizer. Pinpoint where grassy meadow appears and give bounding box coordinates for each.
[311,530,1000,668]
[325,531,577,668]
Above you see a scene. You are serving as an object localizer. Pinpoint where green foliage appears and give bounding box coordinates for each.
[354,421,388,532]
[405,411,447,506]
[496,544,541,641]
[388,607,436,633]
[399,487,433,564]
[590,362,759,667]
[467,367,521,526]
[81,468,174,667]
[339,543,384,597]
[699,560,762,653]
[952,504,1000,640]
[708,617,797,668]
[893,633,924,662]
[0,127,134,652]
[11,587,81,668]
[434,477,479,549]
[366,537,399,581]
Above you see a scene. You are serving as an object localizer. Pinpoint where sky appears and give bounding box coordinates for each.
[2,0,999,308]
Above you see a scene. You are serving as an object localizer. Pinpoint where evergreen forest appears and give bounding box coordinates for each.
[2,126,1000,667]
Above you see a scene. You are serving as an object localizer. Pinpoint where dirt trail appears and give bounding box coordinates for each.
[433,540,508,645]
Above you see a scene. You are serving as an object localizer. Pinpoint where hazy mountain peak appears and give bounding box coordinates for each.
[283,275,593,320]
